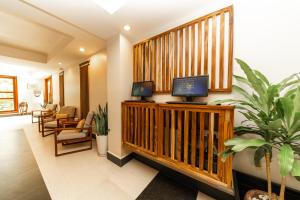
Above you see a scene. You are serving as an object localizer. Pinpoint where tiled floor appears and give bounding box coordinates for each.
[0,129,51,200]
[0,115,214,200]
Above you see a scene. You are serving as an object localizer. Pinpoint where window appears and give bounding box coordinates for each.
[0,75,18,113]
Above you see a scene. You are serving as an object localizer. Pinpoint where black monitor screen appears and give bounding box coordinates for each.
[172,76,209,97]
[131,81,153,97]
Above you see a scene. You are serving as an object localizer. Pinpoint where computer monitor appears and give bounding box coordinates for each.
[131,81,154,101]
[172,76,209,102]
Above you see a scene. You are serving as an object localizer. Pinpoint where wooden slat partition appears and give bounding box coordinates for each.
[122,102,234,191]
[133,6,234,93]
[122,102,158,155]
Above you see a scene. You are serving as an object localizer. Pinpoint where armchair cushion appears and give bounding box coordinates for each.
[56,113,68,120]
[59,106,76,118]
[57,130,86,140]
[44,120,58,128]
[76,119,85,132]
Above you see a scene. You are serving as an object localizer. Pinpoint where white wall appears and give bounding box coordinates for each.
[107,34,133,158]
[131,0,300,190]
[89,50,107,111]
[64,65,80,112]
[17,76,43,112]
[63,51,107,118]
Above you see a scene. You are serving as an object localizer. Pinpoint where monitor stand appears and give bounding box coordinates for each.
[125,96,155,103]
[166,97,207,105]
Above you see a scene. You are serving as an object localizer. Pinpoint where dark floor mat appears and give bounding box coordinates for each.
[0,129,51,200]
[137,172,197,200]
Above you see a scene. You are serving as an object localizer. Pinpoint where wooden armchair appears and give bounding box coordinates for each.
[40,106,76,137]
[32,104,57,123]
[54,111,94,156]
[19,102,28,115]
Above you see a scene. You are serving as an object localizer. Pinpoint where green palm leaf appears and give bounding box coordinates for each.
[278,144,294,176]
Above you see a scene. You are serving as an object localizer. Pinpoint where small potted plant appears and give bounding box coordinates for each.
[217,59,300,200]
[94,103,109,156]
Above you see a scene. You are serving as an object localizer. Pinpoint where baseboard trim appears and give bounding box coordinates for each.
[106,151,133,167]
[133,153,235,200]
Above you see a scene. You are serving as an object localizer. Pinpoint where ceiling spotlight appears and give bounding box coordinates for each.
[58,62,62,65]
[123,25,131,31]
[79,47,85,52]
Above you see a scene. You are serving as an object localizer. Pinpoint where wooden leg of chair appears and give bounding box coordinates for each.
[38,117,41,132]
[55,132,58,156]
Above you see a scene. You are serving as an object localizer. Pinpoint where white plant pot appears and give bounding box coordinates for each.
[96,135,108,156]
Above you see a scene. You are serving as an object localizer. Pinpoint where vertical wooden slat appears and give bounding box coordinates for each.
[121,104,125,143]
[208,113,215,174]
[130,107,134,143]
[165,109,170,157]
[140,44,144,81]
[162,36,165,91]
[204,19,209,75]
[133,47,136,82]
[211,16,217,89]
[145,42,149,81]
[179,29,183,77]
[134,107,138,145]
[158,107,163,156]
[184,110,189,164]
[217,111,225,181]
[174,30,178,78]
[137,45,140,81]
[199,112,205,170]
[141,107,145,148]
[137,107,141,146]
[185,27,189,76]
[126,107,130,142]
[219,13,225,89]
[169,33,173,90]
[177,111,182,161]
[155,105,159,155]
[150,40,153,81]
[150,108,154,152]
[153,40,157,86]
[165,34,170,91]
[191,25,195,76]
[145,108,149,150]
[171,110,176,160]
[191,112,197,167]
[197,21,202,75]
[157,38,161,91]
[227,10,234,90]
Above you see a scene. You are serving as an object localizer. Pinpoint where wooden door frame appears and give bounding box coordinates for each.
[59,72,65,107]
[79,61,90,119]
[0,75,18,113]
[44,76,53,104]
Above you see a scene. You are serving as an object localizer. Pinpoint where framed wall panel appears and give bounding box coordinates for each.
[133,6,234,93]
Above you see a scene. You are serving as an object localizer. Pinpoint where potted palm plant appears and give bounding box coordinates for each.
[217,59,300,200]
[94,103,109,156]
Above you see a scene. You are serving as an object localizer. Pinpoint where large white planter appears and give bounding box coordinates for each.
[96,135,108,156]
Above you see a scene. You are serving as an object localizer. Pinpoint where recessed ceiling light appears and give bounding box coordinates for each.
[58,62,62,65]
[123,25,131,31]
[93,0,127,14]
[79,48,85,52]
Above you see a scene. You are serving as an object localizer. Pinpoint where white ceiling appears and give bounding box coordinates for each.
[0,0,211,77]
[23,0,210,41]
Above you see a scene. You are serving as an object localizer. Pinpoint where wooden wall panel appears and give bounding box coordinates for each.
[133,6,233,93]
[122,102,235,189]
